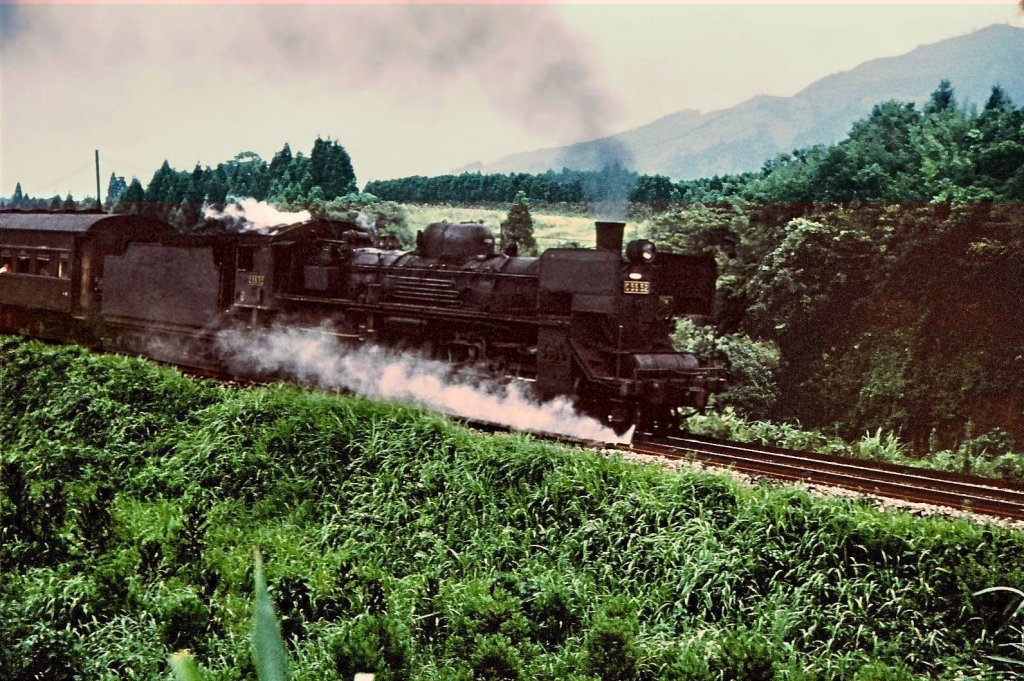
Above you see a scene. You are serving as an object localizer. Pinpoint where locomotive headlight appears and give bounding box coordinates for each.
[626,239,657,264]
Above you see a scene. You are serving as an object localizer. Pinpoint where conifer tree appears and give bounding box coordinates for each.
[270,143,293,180]
[105,173,128,210]
[924,79,956,114]
[310,137,357,200]
[179,164,207,229]
[500,191,537,256]
[115,179,145,214]
[207,167,229,208]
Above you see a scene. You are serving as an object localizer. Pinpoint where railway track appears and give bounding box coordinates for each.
[629,433,1024,521]
[163,362,1024,521]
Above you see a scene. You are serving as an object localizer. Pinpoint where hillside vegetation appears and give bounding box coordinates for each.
[2,336,1023,679]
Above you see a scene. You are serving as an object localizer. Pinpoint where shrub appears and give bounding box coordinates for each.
[157,586,211,653]
[713,628,776,680]
[584,598,640,681]
[470,633,524,681]
[673,319,781,419]
[330,614,413,681]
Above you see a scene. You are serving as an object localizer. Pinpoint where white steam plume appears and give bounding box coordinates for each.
[356,210,378,238]
[204,198,311,232]
[217,326,631,444]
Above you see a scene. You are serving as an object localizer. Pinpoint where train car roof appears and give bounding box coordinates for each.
[0,211,174,235]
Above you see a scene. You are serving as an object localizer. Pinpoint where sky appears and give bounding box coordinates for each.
[1,1,1021,201]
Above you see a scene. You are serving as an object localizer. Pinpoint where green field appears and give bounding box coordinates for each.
[2,336,1023,679]
[400,205,649,250]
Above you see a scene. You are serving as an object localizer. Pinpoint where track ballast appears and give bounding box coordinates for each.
[628,433,1024,521]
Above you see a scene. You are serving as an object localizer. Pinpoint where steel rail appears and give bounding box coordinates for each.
[630,434,1024,520]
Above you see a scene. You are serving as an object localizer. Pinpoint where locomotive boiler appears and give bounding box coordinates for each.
[0,210,725,432]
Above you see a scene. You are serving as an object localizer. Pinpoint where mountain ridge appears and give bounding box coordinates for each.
[460,24,1024,179]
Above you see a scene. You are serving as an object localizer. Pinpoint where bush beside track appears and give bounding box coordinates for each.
[2,336,1023,679]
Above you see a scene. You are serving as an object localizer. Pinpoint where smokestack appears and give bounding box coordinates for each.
[595,221,625,255]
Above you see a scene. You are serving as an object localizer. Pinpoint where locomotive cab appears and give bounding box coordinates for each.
[229,219,374,317]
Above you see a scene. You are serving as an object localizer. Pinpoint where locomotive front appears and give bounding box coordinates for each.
[536,220,726,432]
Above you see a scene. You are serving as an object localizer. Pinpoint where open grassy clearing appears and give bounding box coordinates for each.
[2,336,1023,679]
[400,204,649,249]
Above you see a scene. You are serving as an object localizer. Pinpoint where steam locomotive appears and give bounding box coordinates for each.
[0,210,725,432]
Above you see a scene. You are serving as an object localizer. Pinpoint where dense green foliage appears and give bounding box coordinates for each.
[312,193,417,250]
[365,166,643,207]
[659,195,1024,452]
[3,336,1024,679]
[105,138,358,229]
[652,82,1024,450]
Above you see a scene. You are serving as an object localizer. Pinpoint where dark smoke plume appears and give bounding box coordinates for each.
[256,5,624,148]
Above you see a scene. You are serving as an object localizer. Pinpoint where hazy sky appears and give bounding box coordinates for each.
[1,2,1020,200]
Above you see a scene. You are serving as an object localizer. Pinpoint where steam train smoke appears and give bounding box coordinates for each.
[356,211,378,240]
[204,198,311,232]
[254,5,623,148]
[217,326,631,444]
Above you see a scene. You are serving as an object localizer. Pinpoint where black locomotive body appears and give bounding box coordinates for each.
[1,210,724,431]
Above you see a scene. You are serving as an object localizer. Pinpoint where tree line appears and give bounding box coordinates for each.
[3,138,359,231]
[365,81,1024,208]
[364,165,643,206]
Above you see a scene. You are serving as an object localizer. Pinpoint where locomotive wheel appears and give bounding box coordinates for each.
[637,407,678,436]
[585,400,638,436]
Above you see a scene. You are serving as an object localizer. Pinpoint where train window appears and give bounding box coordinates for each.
[58,254,70,279]
[237,246,256,272]
[0,248,13,273]
[35,254,52,276]
[16,251,31,274]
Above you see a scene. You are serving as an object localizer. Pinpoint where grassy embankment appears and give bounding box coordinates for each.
[2,335,1023,679]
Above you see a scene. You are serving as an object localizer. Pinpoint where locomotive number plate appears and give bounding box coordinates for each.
[248,275,265,286]
[623,280,651,294]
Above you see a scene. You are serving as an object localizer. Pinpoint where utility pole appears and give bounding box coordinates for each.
[95,149,102,212]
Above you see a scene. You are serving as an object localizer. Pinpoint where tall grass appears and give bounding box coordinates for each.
[688,407,1024,483]
[2,335,1022,679]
